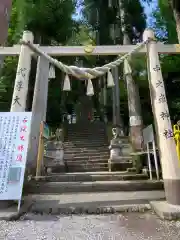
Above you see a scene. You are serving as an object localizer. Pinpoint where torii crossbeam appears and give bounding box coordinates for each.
[1,43,180,56]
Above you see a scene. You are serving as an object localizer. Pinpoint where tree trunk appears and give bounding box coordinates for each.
[123,34,144,151]
[173,8,180,42]
[0,0,12,70]
[169,0,180,42]
[0,0,12,45]
[118,0,143,150]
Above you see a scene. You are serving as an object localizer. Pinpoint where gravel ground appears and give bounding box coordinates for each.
[0,212,180,240]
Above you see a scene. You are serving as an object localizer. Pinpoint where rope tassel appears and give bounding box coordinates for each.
[124,58,132,75]
[63,74,71,91]
[49,65,55,79]
[107,70,115,87]
[86,79,94,96]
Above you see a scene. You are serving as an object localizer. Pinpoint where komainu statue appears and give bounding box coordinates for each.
[55,128,64,142]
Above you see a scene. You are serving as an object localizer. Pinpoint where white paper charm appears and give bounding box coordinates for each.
[86,79,94,96]
[63,74,71,91]
[107,70,115,87]
[49,65,56,79]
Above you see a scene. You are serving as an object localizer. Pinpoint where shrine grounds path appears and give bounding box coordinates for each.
[0,211,180,239]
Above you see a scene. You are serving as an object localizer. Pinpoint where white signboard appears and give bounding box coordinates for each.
[130,116,142,126]
[0,112,32,201]
[143,124,154,144]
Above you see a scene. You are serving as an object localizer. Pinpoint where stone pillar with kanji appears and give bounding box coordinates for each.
[143,28,180,205]
[10,31,34,112]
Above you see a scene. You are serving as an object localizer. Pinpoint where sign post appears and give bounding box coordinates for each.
[143,124,160,180]
[36,121,49,179]
[0,112,32,212]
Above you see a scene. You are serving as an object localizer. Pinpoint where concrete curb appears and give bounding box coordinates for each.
[150,201,180,220]
[0,200,34,221]
[31,203,151,215]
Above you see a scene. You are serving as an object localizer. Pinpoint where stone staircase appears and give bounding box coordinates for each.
[26,121,164,193]
[24,120,164,214]
[63,122,110,172]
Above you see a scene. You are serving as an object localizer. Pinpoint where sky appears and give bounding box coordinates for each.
[74,0,158,26]
[140,0,158,26]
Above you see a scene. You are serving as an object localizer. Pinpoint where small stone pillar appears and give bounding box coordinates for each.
[143,28,180,205]
[10,31,34,111]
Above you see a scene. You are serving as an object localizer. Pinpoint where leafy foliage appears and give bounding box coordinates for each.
[0,0,77,124]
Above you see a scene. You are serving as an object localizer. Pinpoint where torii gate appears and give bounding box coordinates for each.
[1,28,180,208]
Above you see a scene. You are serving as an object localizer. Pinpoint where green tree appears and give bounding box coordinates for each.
[145,0,180,43]
[0,0,77,127]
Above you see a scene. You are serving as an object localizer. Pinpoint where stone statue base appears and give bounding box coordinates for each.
[108,127,133,172]
[44,140,64,167]
[109,138,123,160]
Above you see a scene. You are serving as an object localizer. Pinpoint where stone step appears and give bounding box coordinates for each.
[25,191,165,215]
[65,139,106,142]
[34,172,148,182]
[67,167,108,172]
[66,131,106,135]
[64,141,108,145]
[44,163,109,172]
[67,125,106,130]
[66,138,107,141]
[49,171,136,175]
[65,158,132,164]
[66,131,106,134]
[64,141,129,146]
[44,159,110,166]
[66,127,107,134]
[66,133,107,137]
[64,152,109,157]
[65,139,107,143]
[64,159,109,164]
[64,139,108,142]
[64,163,108,168]
[51,163,109,170]
[64,154,132,161]
[64,144,109,149]
[64,152,110,157]
[66,129,106,132]
[26,180,164,194]
[67,131,107,134]
[64,153,107,157]
[64,149,110,154]
[64,145,108,149]
[66,133,128,138]
[64,144,108,148]
[46,162,133,173]
[64,155,110,161]
[66,132,106,135]
[64,149,132,157]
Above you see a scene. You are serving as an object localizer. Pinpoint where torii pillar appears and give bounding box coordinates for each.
[27,56,49,173]
[143,29,180,207]
[10,31,34,111]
